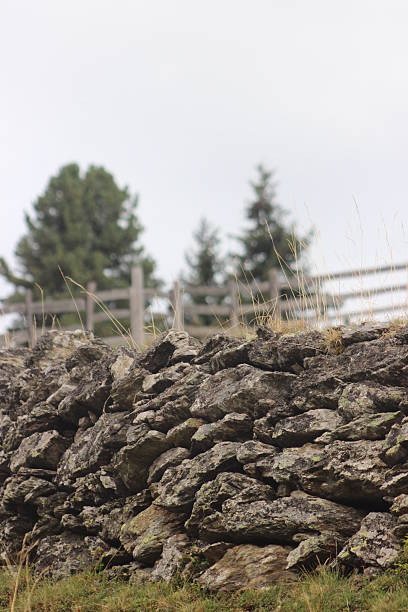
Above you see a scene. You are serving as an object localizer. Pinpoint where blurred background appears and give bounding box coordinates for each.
[1,0,408,345]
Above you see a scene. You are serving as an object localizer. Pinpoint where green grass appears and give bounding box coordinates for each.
[2,566,408,611]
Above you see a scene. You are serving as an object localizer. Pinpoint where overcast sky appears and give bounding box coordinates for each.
[1,0,408,299]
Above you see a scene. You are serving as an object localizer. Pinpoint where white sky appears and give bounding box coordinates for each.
[1,0,408,300]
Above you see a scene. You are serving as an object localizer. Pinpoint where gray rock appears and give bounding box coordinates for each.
[337,383,408,421]
[316,411,402,443]
[115,430,170,491]
[57,412,131,484]
[196,490,364,545]
[148,447,190,485]
[248,328,327,372]
[271,409,343,447]
[57,357,114,424]
[135,331,200,373]
[136,367,209,432]
[390,494,408,515]
[120,504,184,564]
[197,544,296,591]
[151,534,191,581]
[155,442,241,512]
[261,440,388,504]
[380,417,408,466]
[166,418,206,448]
[286,532,345,570]
[186,472,275,536]
[34,532,110,578]
[337,512,401,569]
[10,431,69,473]
[191,364,297,422]
[110,367,149,411]
[142,362,190,394]
[191,413,252,454]
[3,476,56,509]
[25,330,99,371]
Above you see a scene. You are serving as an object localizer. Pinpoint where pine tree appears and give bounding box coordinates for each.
[0,163,159,295]
[234,165,311,282]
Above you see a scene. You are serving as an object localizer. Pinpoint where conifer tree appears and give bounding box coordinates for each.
[235,165,311,282]
[0,163,158,295]
[183,218,225,325]
[184,218,224,287]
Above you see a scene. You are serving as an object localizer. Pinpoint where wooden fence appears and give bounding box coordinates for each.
[1,261,408,348]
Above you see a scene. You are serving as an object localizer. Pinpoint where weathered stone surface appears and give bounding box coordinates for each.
[261,440,388,505]
[317,411,402,443]
[120,504,184,564]
[57,357,114,424]
[193,334,243,367]
[3,475,56,509]
[166,418,206,448]
[34,532,110,578]
[248,328,328,372]
[286,532,344,570]
[186,473,275,536]
[191,413,252,454]
[271,409,343,447]
[142,362,190,394]
[57,413,131,484]
[191,365,297,422]
[197,544,296,591]
[380,417,408,466]
[135,366,209,432]
[155,442,241,512]
[10,430,69,473]
[135,331,200,373]
[151,534,191,581]
[147,447,190,485]
[337,513,401,569]
[79,491,152,543]
[195,490,364,545]
[115,429,170,491]
[337,383,408,421]
[25,330,99,370]
[110,367,149,411]
[390,494,408,516]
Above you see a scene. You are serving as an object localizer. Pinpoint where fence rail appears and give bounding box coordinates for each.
[1,261,408,348]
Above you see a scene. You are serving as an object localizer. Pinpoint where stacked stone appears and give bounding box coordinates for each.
[0,323,408,589]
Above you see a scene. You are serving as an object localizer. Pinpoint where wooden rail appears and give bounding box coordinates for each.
[1,262,408,347]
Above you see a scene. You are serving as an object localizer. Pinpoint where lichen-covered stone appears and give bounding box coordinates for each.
[155,442,241,512]
[120,504,184,564]
[197,544,296,590]
[337,513,401,569]
[271,409,343,447]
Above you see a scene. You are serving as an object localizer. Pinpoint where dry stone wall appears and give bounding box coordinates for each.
[1,324,408,589]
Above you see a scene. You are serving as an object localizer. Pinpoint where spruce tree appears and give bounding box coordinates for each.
[235,165,311,282]
[0,163,158,295]
[183,218,225,325]
[184,218,224,287]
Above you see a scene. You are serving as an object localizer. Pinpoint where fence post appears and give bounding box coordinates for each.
[172,280,184,331]
[86,281,96,332]
[25,289,34,347]
[130,266,145,346]
[229,279,240,331]
[268,268,281,321]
